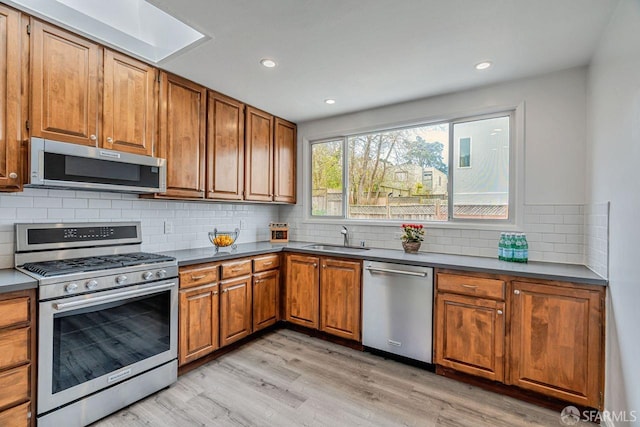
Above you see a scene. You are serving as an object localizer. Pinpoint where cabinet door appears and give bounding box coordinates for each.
[0,5,21,190]
[285,254,319,328]
[207,91,244,200]
[319,258,362,341]
[273,118,296,203]
[158,72,206,198]
[253,269,279,331]
[244,106,273,201]
[510,281,603,408]
[179,283,219,366]
[220,276,252,346]
[435,293,505,382]
[103,50,156,156]
[0,401,30,427]
[31,20,99,146]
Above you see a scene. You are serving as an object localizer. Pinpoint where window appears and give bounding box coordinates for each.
[458,137,471,168]
[310,112,512,222]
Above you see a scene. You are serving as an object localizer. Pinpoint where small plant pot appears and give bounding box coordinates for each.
[402,241,421,253]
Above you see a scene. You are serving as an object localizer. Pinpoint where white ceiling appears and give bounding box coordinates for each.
[151,0,619,123]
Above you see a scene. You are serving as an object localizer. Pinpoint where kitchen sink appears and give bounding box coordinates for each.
[303,243,370,253]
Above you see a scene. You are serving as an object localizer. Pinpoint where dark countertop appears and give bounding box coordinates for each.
[0,269,38,294]
[161,241,607,286]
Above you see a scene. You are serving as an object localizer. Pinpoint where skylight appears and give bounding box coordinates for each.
[8,0,206,63]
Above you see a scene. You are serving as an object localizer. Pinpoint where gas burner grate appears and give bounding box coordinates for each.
[20,252,175,277]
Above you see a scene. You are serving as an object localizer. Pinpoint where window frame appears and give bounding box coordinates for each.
[307,108,518,226]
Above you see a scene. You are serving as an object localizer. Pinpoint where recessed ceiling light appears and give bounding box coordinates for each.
[260,58,277,68]
[475,61,492,70]
[324,99,336,105]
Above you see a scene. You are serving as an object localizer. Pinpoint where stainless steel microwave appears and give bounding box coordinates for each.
[28,138,167,194]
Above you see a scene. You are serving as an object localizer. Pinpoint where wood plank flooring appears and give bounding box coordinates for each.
[94,329,584,426]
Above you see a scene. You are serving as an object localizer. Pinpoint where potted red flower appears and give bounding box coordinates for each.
[401,223,424,253]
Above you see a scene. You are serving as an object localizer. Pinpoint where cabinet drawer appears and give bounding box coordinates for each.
[0,298,30,329]
[437,273,505,300]
[221,259,252,279]
[0,328,29,370]
[179,264,218,289]
[253,254,280,273]
[0,365,29,410]
[0,401,30,427]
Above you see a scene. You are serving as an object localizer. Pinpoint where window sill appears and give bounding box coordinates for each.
[301,217,521,232]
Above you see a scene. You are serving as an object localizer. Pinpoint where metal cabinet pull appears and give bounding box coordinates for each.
[462,284,477,289]
[263,261,273,266]
[497,310,503,315]
[313,263,317,268]
[191,274,206,280]
[8,172,17,179]
[365,266,427,277]
[106,137,113,143]
[90,134,97,141]
[514,290,520,295]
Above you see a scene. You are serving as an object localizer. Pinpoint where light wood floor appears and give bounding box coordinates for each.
[94,329,582,426]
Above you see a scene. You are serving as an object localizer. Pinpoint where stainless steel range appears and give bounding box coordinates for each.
[15,222,178,427]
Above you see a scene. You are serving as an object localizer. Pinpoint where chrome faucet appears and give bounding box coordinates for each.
[341,225,349,247]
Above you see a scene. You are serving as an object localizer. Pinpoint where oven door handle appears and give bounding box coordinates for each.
[52,282,176,311]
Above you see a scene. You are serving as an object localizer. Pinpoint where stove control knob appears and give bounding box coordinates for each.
[115,275,128,285]
[85,280,98,290]
[156,269,167,279]
[65,283,78,293]
[143,271,154,281]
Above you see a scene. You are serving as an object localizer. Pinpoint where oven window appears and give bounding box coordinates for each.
[52,291,170,394]
[43,152,161,188]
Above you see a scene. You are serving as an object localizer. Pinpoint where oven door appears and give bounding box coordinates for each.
[38,280,178,415]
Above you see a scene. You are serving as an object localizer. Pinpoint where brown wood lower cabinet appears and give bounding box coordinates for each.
[509,281,604,408]
[319,258,361,341]
[0,289,35,426]
[253,269,279,331]
[285,254,320,328]
[179,283,219,366]
[434,269,605,409]
[435,293,505,382]
[220,276,253,346]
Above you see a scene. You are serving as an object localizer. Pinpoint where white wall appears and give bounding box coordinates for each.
[586,0,640,421]
[281,67,589,264]
[0,188,279,268]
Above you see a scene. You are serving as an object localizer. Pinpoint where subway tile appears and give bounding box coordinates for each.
[0,196,33,208]
[34,197,62,208]
[63,198,88,209]
[89,199,112,208]
[525,205,555,214]
[554,205,582,215]
[47,208,75,219]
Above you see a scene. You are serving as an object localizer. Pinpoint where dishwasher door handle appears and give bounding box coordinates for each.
[365,266,428,277]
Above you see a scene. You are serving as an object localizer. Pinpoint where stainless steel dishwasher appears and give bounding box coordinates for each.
[362,260,434,363]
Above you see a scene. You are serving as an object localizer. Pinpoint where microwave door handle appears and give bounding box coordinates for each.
[52,282,175,312]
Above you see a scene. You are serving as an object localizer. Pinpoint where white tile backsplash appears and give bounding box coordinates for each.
[0,188,279,269]
[0,189,609,275]
[280,203,589,265]
[585,202,609,278]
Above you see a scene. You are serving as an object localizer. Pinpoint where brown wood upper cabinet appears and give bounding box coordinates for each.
[0,5,23,191]
[273,118,296,203]
[206,91,244,200]
[31,20,157,155]
[102,50,156,156]
[244,106,274,201]
[509,280,604,409]
[158,72,206,198]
